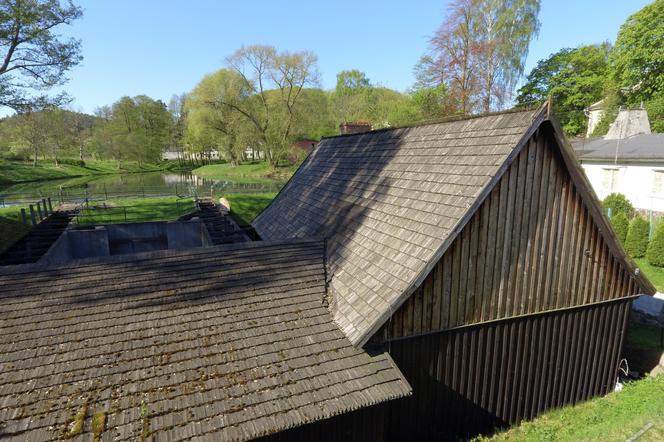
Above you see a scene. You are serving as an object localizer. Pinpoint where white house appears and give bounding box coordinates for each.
[574,108,664,213]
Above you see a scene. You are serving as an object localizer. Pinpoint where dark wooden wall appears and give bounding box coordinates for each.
[258,403,391,442]
[383,298,632,441]
[382,127,639,340]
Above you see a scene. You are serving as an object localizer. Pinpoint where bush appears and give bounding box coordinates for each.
[610,212,629,244]
[58,158,86,167]
[646,222,664,266]
[603,193,635,219]
[625,217,650,258]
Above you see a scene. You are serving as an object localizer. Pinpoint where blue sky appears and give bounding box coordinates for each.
[51,0,652,113]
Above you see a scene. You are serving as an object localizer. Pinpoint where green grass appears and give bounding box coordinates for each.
[0,216,30,254]
[635,258,664,292]
[477,374,664,442]
[627,321,664,350]
[76,197,196,225]
[0,159,188,185]
[225,193,277,226]
[192,161,295,183]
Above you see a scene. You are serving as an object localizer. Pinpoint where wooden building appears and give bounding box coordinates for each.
[0,106,655,442]
[254,105,655,440]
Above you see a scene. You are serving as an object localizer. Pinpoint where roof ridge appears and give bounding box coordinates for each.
[321,106,543,140]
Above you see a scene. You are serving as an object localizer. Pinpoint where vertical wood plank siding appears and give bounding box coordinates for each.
[383,298,632,441]
[384,129,639,340]
[258,403,390,442]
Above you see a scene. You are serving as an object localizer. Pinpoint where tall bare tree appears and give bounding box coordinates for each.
[421,0,540,114]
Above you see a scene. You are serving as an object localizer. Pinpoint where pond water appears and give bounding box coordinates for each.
[0,171,285,206]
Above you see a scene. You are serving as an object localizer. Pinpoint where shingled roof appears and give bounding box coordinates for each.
[255,107,556,346]
[0,239,410,441]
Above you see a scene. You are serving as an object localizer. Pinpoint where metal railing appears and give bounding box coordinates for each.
[74,197,197,225]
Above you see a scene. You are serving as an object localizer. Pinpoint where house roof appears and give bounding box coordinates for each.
[0,239,410,441]
[255,108,549,346]
[573,134,664,162]
[255,106,655,347]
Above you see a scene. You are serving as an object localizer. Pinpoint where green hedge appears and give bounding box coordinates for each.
[646,222,664,267]
[602,193,635,219]
[625,217,650,258]
[610,212,629,244]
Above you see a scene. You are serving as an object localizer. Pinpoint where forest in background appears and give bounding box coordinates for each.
[0,0,661,170]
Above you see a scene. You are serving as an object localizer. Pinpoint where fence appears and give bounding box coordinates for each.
[75,198,197,225]
[0,181,282,208]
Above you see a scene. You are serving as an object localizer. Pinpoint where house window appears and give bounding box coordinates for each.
[602,168,620,191]
[653,170,664,194]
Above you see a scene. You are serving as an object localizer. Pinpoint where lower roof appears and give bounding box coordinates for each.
[0,239,410,441]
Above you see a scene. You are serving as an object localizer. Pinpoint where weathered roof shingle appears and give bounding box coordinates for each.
[0,239,410,441]
[254,108,547,345]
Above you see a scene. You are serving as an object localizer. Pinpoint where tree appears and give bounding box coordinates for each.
[516,44,611,135]
[9,108,47,166]
[610,0,664,105]
[423,0,540,114]
[625,217,650,258]
[610,212,629,244]
[221,44,320,168]
[646,221,664,267]
[186,69,255,166]
[168,93,188,165]
[0,0,83,111]
[330,69,373,124]
[602,192,635,219]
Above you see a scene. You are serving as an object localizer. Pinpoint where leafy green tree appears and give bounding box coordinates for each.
[0,0,83,111]
[331,69,373,124]
[625,217,650,258]
[516,43,611,135]
[646,221,664,267]
[186,69,256,165]
[610,0,664,105]
[610,212,629,244]
[222,44,320,168]
[410,84,449,120]
[645,95,664,133]
[602,192,635,219]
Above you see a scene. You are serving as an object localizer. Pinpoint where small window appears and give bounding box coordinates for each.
[653,170,664,194]
[602,168,619,191]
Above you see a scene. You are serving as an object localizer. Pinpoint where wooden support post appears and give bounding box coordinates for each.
[42,198,48,216]
[29,205,37,226]
[20,208,27,225]
[47,197,53,213]
[36,202,43,220]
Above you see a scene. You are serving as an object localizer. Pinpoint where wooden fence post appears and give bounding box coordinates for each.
[36,202,43,220]
[42,199,48,216]
[29,205,37,226]
[20,208,27,225]
[47,197,53,213]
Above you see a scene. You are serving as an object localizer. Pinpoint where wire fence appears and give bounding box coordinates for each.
[75,198,197,225]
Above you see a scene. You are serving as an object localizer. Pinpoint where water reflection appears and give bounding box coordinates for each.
[0,171,284,205]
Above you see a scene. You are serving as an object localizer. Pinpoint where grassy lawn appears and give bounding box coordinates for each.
[635,258,664,292]
[0,159,187,185]
[225,192,277,226]
[477,374,664,442]
[193,161,295,183]
[0,216,30,254]
[76,197,196,224]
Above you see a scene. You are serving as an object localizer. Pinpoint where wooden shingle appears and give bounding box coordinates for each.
[0,239,410,441]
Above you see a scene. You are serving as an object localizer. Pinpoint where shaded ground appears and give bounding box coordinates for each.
[0,216,30,254]
[476,374,664,442]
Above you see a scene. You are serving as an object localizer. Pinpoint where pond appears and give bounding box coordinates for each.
[0,171,285,207]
